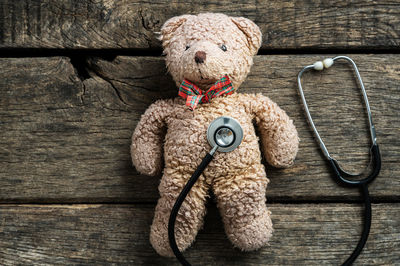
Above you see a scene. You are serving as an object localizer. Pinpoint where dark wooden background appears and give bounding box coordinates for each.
[0,1,399,265]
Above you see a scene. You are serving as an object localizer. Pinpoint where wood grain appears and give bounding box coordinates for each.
[0,0,399,50]
[0,203,398,265]
[0,55,399,203]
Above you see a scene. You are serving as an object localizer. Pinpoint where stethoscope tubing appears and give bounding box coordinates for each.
[329,144,381,187]
[168,149,216,266]
[342,183,372,266]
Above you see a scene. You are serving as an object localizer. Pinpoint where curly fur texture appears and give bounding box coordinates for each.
[131,13,299,257]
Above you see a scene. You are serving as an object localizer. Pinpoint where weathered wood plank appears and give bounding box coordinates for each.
[0,55,399,202]
[0,0,399,50]
[0,204,398,265]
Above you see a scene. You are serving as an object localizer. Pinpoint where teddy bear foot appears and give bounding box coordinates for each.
[149,227,176,257]
[149,182,209,257]
[149,209,202,258]
[226,209,273,251]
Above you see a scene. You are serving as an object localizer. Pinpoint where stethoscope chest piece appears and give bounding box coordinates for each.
[207,116,243,152]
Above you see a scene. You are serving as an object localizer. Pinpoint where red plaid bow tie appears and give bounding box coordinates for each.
[178,75,235,110]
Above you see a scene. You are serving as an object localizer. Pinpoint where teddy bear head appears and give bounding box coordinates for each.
[159,13,262,91]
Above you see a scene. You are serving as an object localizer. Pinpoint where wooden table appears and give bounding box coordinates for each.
[0,1,399,265]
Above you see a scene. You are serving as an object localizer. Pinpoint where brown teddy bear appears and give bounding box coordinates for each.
[131,13,299,257]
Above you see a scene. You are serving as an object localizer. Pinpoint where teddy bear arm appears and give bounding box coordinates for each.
[251,94,299,168]
[131,100,171,176]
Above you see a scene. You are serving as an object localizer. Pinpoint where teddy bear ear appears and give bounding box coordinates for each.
[231,17,262,55]
[159,15,192,44]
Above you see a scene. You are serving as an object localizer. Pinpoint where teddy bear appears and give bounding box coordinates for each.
[131,13,299,257]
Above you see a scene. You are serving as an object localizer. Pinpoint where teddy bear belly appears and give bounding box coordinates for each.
[163,117,263,178]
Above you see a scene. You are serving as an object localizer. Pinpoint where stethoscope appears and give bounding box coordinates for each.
[168,56,381,266]
[297,56,381,266]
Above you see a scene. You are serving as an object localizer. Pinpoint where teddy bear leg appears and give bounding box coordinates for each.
[150,168,210,257]
[213,164,273,251]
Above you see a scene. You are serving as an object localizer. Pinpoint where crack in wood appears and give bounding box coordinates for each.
[88,67,133,107]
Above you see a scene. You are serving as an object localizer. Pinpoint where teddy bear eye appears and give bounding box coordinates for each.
[185,45,190,51]
[220,44,227,52]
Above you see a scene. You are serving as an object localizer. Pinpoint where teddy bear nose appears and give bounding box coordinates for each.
[194,51,206,64]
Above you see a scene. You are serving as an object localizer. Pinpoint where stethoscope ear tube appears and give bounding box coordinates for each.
[370,144,382,179]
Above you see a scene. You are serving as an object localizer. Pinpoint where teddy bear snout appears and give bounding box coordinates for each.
[194,51,206,64]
